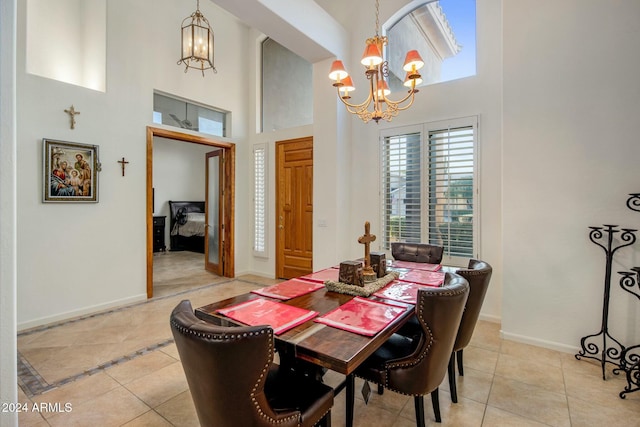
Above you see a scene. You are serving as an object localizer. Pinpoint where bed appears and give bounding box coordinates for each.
[168,201,206,253]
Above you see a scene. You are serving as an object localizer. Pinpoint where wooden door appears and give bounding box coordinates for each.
[205,150,222,275]
[276,137,313,279]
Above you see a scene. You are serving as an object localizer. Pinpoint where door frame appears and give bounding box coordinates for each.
[146,126,235,298]
[205,149,223,275]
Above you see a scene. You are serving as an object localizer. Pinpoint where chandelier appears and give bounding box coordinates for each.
[328,0,424,123]
[178,0,217,76]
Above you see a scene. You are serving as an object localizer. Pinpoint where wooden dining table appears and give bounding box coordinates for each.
[194,263,452,426]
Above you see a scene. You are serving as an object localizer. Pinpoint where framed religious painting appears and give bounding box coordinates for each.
[43,138,100,203]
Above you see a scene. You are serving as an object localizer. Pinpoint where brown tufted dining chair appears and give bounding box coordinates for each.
[447,259,492,403]
[391,242,444,264]
[347,273,469,426]
[170,300,334,427]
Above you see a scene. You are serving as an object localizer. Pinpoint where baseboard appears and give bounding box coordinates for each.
[478,313,501,324]
[500,330,579,354]
[18,293,147,332]
[236,270,276,280]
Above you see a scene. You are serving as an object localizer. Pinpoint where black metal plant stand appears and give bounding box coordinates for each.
[575,224,637,379]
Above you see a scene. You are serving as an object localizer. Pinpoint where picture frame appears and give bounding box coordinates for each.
[43,138,100,203]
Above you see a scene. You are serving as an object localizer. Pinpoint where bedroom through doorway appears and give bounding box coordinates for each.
[146,126,235,299]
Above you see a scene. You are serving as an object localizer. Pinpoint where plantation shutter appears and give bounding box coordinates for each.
[253,144,267,257]
[381,132,422,249]
[428,125,475,259]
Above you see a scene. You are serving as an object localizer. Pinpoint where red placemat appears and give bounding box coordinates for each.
[300,268,340,283]
[373,280,438,304]
[389,260,442,271]
[217,298,318,335]
[398,270,444,286]
[251,278,324,300]
[314,297,407,336]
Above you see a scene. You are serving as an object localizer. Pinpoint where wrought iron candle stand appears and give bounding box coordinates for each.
[616,268,640,398]
[614,193,640,398]
[575,224,637,380]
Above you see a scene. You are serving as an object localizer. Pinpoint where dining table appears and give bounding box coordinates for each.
[194,262,453,427]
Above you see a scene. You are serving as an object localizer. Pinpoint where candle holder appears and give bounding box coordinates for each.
[616,266,640,397]
[575,225,637,379]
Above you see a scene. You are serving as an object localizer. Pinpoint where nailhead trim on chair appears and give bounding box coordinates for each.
[362,284,469,397]
[171,319,301,425]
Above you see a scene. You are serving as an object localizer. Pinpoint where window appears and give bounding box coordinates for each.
[381,117,478,266]
[153,92,228,137]
[253,144,268,257]
[261,38,313,132]
[26,0,106,91]
[386,0,476,92]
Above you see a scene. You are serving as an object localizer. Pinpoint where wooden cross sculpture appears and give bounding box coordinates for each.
[64,105,80,129]
[358,221,377,281]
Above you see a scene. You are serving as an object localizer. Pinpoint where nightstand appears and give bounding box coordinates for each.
[153,215,166,252]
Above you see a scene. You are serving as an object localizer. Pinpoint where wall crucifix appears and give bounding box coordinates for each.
[64,105,80,129]
[118,157,129,176]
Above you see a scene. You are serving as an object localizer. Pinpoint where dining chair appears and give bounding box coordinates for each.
[170,300,334,427]
[391,242,444,264]
[347,273,469,426]
[447,259,493,403]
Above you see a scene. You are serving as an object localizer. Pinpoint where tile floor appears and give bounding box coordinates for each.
[15,253,640,426]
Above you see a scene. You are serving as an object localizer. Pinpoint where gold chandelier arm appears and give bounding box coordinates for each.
[336,86,373,111]
[381,87,418,110]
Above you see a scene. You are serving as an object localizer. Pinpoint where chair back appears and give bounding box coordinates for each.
[453,259,492,351]
[385,273,469,395]
[170,300,287,427]
[391,242,444,264]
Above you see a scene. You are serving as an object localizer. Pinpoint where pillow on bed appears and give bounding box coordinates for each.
[185,212,205,223]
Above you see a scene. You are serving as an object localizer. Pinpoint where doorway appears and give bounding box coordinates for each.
[146,126,235,298]
[275,136,313,279]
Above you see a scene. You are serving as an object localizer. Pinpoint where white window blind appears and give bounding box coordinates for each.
[380,117,478,266]
[428,125,475,260]
[381,132,422,246]
[253,144,268,257]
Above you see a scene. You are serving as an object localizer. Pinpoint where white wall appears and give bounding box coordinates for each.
[502,0,640,351]
[16,0,250,329]
[0,0,19,423]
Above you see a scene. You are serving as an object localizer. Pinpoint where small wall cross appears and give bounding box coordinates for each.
[64,105,80,129]
[118,157,129,176]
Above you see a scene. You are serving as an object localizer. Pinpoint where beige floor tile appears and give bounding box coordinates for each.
[495,353,566,394]
[31,372,121,418]
[124,362,189,408]
[500,340,563,368]
[396,389,485,426]
[106,350,177,385]
[159,343,180,360]
[563,363,640,414]
[482,406,550,426]
[46,386,150,427]
[462,345,499,375]
[445,367,494,404]
[16,401,50,427]
[568,395,640,426]
[121,409,175,427]
[488,376,570,427]
[154,390,200,427]
[469,320,502,352]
